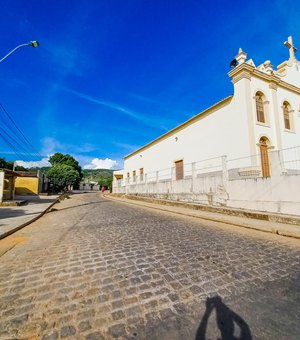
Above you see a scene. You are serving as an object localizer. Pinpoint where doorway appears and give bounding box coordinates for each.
[259,137,270,177]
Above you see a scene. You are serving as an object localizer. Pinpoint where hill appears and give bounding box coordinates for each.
[82,169,114,187]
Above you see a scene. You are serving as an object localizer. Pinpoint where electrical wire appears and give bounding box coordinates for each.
[0,103,83,171]
[0,103,49,169]
[0,103,42,159]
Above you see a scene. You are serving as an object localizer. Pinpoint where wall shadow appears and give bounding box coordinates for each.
[0,208,26,219]
[196,295,252,340]
[15,187,38,196]
[49,200,112,213]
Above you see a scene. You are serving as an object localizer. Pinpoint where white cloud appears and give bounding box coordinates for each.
[15,157,50,168]
[83,158,118,170]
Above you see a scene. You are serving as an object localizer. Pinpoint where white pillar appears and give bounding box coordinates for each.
[229,65,257,165]
[222,156,228,186]
[191,162,196,193]
[269,82,283,150]
[269,149,283,177]
[0,171,4,202]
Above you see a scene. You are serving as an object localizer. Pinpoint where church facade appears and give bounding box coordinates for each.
[113,37,300,215]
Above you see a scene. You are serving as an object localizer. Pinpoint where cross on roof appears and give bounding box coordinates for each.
[284,36,297,61]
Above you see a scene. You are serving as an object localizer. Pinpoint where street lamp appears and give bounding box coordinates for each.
[0,41,40,63]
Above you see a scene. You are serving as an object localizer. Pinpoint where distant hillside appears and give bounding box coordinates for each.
[82,168,114,187]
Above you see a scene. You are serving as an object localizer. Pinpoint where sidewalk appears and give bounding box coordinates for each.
[0,195,59,239]
[107,194,300,239]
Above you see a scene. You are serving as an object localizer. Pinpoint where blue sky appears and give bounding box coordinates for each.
[0,0,299,169]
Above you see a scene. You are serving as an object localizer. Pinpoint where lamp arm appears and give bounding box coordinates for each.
[0,43,31,63]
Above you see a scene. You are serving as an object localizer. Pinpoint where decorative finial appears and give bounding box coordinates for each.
[263,60,274,74]
[284,36,297,62]
[235,48,247,64]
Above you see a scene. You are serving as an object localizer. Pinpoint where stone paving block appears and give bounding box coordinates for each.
[60,325,76,338]
[85,331,105,340]
[108,323,126,338]
[78,320,92,332]
[0,193,299,339]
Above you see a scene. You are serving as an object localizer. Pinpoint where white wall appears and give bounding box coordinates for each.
[277,87,300,149]
[114,151,300,216]
[124,67,300,178]
[115,54,300,215]
[249,76,300,153]
[125,96,253,176]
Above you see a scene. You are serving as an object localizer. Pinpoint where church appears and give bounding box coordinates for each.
[113,37,300,216]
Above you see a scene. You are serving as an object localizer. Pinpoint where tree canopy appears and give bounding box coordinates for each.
[47,153,83,192]
[49,153,82,176]
[0,157,28,171]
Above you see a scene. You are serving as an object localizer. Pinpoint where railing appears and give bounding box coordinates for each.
[113,146,300,189]
[279,146,300,174]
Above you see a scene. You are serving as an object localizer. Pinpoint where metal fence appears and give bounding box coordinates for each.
[114,146,300,189]
[279,146,300,174]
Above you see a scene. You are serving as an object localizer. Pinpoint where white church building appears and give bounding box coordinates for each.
[113,37,300,216]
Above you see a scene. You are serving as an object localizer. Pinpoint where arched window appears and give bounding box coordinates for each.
[283,101,291,130]
[255,92,265,123]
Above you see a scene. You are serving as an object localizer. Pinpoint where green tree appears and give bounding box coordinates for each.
[49,153,82,175]
[0,157,7,168]
[47,164,80,192]
[0,158,28,171]
[0,158,14,170]
[48,153,83,190]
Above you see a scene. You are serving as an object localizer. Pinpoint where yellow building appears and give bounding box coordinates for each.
[15,171,41,195]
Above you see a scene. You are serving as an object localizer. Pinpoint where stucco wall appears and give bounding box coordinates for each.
[124,96,254,176]
[248,76,300,153]
[123,68,300,180]
[114,150,300,216]
[15,177,39,195]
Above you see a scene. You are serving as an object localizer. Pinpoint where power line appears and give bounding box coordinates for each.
[0,125,35,160]
[0,103,83,171]
[0,103,50,170]
[0,103,42,159]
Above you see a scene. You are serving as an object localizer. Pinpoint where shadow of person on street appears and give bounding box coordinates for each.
[196,295,252,340]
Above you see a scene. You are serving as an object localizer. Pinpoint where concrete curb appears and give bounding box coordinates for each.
[0,195,64,240]
[106,194,300,239]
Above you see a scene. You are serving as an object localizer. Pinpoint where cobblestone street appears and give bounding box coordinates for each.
[0,192,299,339]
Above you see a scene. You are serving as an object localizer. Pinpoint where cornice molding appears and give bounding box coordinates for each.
[228,63,255,78]
[269,82,278,90]
[228,63,300,95]
[231,71,252,84]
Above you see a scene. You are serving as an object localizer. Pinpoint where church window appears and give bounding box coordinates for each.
[283,101,291,130]
[175,160,184,180]
[133,170,136,182]
[255,92,265,123]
